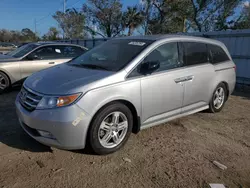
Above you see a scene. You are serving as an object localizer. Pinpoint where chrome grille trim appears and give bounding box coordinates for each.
[19,86,43,111]
[26,95,40,103]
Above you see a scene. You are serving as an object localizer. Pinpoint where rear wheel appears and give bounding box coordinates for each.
[88,103,133,155]
[209,83,227,113]
[0,72,10,93]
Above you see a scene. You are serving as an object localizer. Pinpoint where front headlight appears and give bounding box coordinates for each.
[36,93,82,109]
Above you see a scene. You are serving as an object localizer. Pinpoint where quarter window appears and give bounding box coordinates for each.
[207,44,230,64]
[182,42,208,66]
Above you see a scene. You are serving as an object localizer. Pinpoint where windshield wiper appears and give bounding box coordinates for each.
[72,64,109,71]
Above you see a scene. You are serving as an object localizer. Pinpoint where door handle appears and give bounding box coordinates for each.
[185,75,194,81]
[174,77,186,84]
[49,62,55,64]
[174,76,194,84]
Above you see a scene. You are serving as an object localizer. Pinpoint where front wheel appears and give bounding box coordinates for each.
[88,103,133,155]
[209,83,227,113]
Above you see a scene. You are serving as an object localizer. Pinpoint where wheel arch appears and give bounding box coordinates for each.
[220,81,230,100]
[88,99,141,136]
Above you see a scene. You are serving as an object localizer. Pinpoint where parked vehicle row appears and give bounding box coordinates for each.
[0,42,18,48]
[13,35,236,155]
[0,42,87,92]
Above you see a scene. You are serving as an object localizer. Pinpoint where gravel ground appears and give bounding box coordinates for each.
[0,88,250,188]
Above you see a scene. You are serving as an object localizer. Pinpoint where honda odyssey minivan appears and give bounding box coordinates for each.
[16,35,236,155]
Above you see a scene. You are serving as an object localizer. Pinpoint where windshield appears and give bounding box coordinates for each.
[8,43,38,58]
[68,39,153,71]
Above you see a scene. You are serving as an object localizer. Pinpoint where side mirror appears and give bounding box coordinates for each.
[26,54,39,60]
[140,60,160,74]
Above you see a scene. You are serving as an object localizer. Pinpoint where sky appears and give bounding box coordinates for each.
[0,0,137,36]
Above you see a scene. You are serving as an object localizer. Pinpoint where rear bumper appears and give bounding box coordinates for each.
[15,94,92,150]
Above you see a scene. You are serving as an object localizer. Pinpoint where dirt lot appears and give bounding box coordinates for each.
[0,88,250,188]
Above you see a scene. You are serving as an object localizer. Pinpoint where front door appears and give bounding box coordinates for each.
[138,42,185,126]
[20,45,71,79]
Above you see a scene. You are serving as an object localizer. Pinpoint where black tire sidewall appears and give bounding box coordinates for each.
[89,103,133,155]
[0,72,10,93]
[209,83,227,113]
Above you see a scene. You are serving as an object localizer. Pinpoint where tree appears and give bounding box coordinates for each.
[215,0,242,31]
[0,28,39,42]
[82,0,124,37]
[123,6,144,36]
[145,0,192,34]
[53,8,85,39]
[0,29,12,42]
[232,3,250,29]
[140,0,154,35]
[43,27,61,41]
[189,0,242,32]
[21,28,39,41]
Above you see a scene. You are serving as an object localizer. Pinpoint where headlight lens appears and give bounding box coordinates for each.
[37,93,81,109]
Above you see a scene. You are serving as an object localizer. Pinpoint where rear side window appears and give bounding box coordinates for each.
[207,44,230,64]
[182,42,208,66]
[54,45,86,58]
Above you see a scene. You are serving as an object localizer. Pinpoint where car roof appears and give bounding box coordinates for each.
[27,42,86,48]
[115,34,223,46]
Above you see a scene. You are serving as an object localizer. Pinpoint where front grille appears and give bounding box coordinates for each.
[19,86,43,111]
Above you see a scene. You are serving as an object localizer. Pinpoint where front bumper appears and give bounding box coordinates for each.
[15,95,92,150]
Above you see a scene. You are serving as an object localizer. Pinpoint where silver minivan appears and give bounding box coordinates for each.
[16,35,236,154]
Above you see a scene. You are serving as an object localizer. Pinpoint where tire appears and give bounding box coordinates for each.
[88,102,133,155]
[0,72,10,94]
[208,83,227,113]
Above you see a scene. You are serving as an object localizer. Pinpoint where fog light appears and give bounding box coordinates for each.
[37,130,55,139]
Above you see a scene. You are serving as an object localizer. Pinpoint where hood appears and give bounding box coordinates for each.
[24,63,114,95]
[0,54,19,62]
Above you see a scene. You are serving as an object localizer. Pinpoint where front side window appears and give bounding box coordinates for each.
[68,39,153,72]
[29,46,60,60]
[182,42,208,66]
[208,44,230,64]
[128,42,181,77]
[145,42,180,72]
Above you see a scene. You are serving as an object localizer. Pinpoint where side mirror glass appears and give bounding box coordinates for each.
[140,60,160,74]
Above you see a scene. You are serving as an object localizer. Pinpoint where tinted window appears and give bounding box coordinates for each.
[182,42,208,66]
[68,39,153,72]
[54,45,86,58]
[31,46,59,59]
[208,44,230,64]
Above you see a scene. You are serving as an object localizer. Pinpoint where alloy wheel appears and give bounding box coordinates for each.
[213,87,225,109]
[98,111,128,148]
